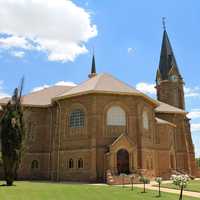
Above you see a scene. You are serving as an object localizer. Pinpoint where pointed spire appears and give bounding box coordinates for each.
[88,50,97,78]
[91,54,96,74]
[158,20,182,80]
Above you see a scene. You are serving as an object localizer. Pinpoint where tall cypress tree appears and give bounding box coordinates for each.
[0,78,25,186]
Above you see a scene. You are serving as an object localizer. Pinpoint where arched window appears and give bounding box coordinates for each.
[31,160,39,169]
[69,109,85,128]
[146,160,149,170]
[69,159,74,169]
[78,158,83,169]
[107,106,126,126]
[142,110,149,130]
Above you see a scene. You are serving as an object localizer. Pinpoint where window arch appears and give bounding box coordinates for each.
[78,158,83,169]
[31,160,39,169]
[107,106,126,126]
[69,109,85,128]
[69,158,74,169]
[142,110,149,130]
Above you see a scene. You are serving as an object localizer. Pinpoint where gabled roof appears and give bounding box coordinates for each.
[54,73,158,105]
[110,133,136,149]
[0,86,73,107]
[158,30,182,80]
[155,100,187,115]
[156,117,176,127]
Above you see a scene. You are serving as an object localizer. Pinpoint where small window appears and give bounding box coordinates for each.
[31,160,39,169]
[143,110,149,130]
[69,109,85,128]
[78,158,83,169]
[69,159,74,169]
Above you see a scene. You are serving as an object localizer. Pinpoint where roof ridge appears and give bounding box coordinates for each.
[102,72,140,91]
[155,100,187,114]
[92,73,104,89]
[155,117,176,127]
[28,85,73,95]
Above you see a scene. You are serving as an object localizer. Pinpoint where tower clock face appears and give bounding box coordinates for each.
[170,75,178,82]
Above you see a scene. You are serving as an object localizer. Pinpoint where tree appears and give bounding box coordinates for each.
[0,78,25,186]
[155,177,162,197]
[196,158,200,168]
[139,176,149,193]
[130,175,135,191]
[171,174,190,200]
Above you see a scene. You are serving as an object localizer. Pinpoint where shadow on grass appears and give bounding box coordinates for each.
[0,184,16,187]
[155,195,162,198]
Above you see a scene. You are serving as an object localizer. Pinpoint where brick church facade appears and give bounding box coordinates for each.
[0,28,197,182]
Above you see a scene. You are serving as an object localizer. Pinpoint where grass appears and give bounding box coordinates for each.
[160,180,200,193]
[0,181,199,200]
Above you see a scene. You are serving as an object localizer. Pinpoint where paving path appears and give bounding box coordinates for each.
[92,181,200,198]
[130,181,200,198]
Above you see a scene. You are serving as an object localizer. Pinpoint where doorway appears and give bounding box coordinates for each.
[117,149,129,174]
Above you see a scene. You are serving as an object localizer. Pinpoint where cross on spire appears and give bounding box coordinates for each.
[162,17,166,30]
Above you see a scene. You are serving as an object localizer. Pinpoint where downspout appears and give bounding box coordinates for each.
[48,107,53,180]
[56,100,61,181]
[174,114,178,170]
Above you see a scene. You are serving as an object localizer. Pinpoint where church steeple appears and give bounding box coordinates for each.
[156,19,185,110]
[88,53,97,78]
[157,29,182,81]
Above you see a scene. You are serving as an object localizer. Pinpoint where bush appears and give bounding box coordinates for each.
[155,177,162,197]
[139,176,150,193]
[171,174,190,200]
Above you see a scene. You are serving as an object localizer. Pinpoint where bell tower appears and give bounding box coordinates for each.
[156,19,185,110]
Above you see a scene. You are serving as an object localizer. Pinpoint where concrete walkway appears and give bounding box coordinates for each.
[91,181,200,198]
[130,181,200,198]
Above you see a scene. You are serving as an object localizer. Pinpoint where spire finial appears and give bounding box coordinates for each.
[162,17,166,31]
[88,47,97,78]
[92,46,95,56]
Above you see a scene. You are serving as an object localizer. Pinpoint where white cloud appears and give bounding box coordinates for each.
[55,81,77,87]
[191,123,200,132]
[135,82,200,98]
[136,82,156,95]
[0,80,10,98]
[0,36,31,49]
[128,47,134,54]
[184,86,200,98]
[0,0,97,62]
[31,81,77,92]
[11,51,25,58]
[31,84,50,92]
[188,109,200,119]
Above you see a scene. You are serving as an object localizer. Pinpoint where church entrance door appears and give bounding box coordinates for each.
[117,149,129,174]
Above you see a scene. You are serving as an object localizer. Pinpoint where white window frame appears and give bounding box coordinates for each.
[107,106,126,126]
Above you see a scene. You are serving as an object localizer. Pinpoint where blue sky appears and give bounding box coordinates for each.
[0,0,200,157]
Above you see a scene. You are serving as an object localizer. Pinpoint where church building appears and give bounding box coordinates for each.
[0,27,197,182]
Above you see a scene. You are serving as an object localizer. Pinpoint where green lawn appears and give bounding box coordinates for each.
[160,180,200,193]
[0,181,198,200]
